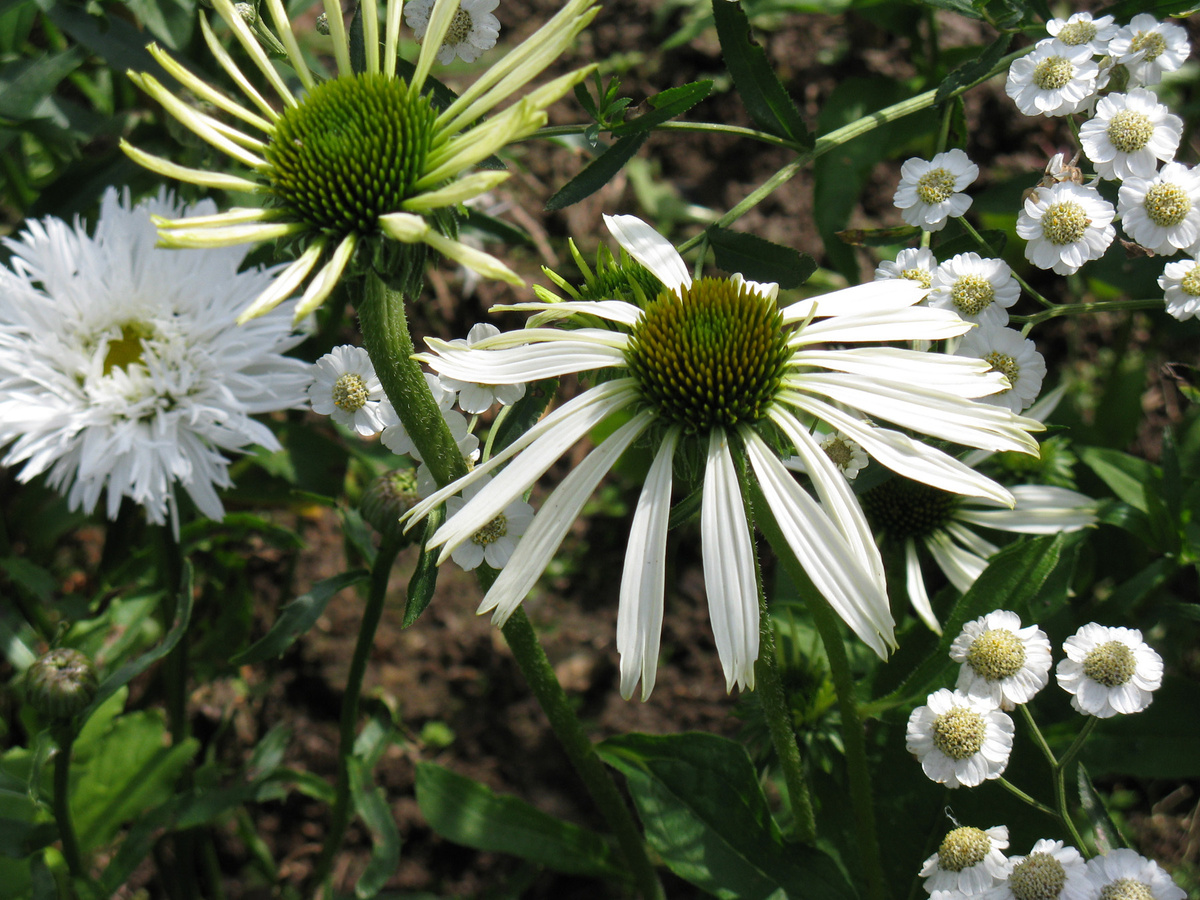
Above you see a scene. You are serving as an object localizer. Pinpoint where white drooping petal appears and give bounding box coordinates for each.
[956,485,1096,533]
[925,529,988,594]
[422,335,627,384]
[781,278,927,322]
[493,299,645,327]
[904,539,940,634]
[603,214,691,294]
[792,347,1008,399]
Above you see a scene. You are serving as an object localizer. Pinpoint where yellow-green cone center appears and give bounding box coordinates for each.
[445,8,473,45]
[265,72,438,235]
[1144,183,1191,228]
[1042,201,1090,245]
[102,321,156,375]
[472,513,508,546]
[1010,853,1068,900]
[917,168,957,204]
[932,707,986,760]
[983,351,1019,393]
[1083,640,1136,687]
[863,478,958,540]
[1131,30,1167,63]
[625,278,792,433]
[1099,879,1155,900]
[901,267,933,289]
[1107,110,1154,154]
[968,628,1027,681]
[1181,265,1200,296]
[951,275,996,317]
[937,826,992,871]
[333,373,370,413]
[1057,22,1097,45]
[1033,57,1074,91]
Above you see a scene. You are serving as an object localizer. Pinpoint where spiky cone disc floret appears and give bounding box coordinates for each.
[124,0,599,324]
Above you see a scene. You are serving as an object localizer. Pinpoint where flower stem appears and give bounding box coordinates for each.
[996,776,1058,818]
[1011,298,1163,327]
[531,120,801,150]
[1019,702,1058,768]
[52,726,86,881]
[1052,716,1098,853]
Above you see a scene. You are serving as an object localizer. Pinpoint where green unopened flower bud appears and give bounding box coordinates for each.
[234,2,257,24]
[315,12,330,35]
[26,649,98,721]
[360,468,421,546]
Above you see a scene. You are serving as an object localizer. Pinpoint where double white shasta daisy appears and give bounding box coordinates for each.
[1046,13,1117,55]
[1017,182,1116,276]
[1055,623,1163,718]
[928,253,1021,327]
[405,0,501,65]
[1079,90,1183,182]
[1159,257,1200,321]
[123,0,598,323]
[920,824,1010,895]
[985,840,1089,900]
[893,150,979,232]
[1006,41,1102,118]
[404,215,1044,699]
[950,610,1052,709]
[954,326,1046,414]
[1108,14,1192,89]
[1085,849,1186,900]
[906,689,1014,788]
[1117,162,1200,256]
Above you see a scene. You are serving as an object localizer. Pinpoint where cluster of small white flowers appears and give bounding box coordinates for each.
[404,0,502,65]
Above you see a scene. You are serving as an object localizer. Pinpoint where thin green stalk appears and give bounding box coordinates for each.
[1053,717,1098,853]
[531,120,800,150]
[52,727,86,882]
[996,776,1058,818]
[955,217,1056,309]
[1019,702,1058,768]
[1012,298,1162,327]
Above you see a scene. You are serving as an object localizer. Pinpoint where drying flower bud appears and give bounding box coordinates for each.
[25,649,98,721]
[360,467,422,546]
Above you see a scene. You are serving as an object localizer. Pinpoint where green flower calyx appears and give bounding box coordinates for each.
[1041,201,1090,245]
[917,168,957,204]
[968,629,1026,681]
[626,278,792,433]
[1083,640,1136,687]
[863,478,958,539]
[931,707,986,760]
[1099,879,1155,900]
[938,826,992,871]
[1008,853,1067,900]
[1033,56,1075,91]
[1107,110,1154,154]
[265,73,438,236]
[1144,183,1191,228]
[951,275,996,317]
[26,648,98,721]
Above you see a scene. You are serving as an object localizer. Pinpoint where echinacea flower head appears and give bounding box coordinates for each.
[406,0,501,64]
[1017,182,1116,276]
[920,824,1010,895]
[1046,13,1117,54]
[1085,849,1187,900]
[987,840,1089,900]
[955,326,1046,414]
[906,689,1013,788]
[928,253,1021,327]
[1108,14,1191,88]
[1006,41,1102,117]
[1158,257,1200,321]
[894,150,979,232]
[1056,623,1163,718]
[445,474,533,570]
[875,247,938,292]
[309,345,389,436]
[1118,162,1200,256]
[123,0,599,324]
[0,188,310,532]
[404,215,1044,700]
[950,610,1052,709]
[1079,90,1183,182]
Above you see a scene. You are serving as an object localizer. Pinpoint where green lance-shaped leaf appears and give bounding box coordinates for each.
[611,80,713,136]
[231,570,370,665]
[936,35,1013,105]
[349,757,402,899]
[545,131,650,211]
[706,226,816,289]
[1076,764,1129,854]
[403,505,444,628]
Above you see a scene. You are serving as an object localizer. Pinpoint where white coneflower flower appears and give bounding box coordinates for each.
[1046,12,1117,55]
[439,323,528,413]
[1017,182,1116,276]
[950,610,1052,709]
[875,247,939,293]
[1108,14,1191,88]
[1085,849,1187,900]
[928,253,1021,327]
[987,840,1090,900]
[1056,623,1164,718]
[123,0,598,323]
[920,824,1010,895]
[1118,162,1200,255]
[1159,257,1200,321]
[894,150,979,232]
[955,326,1046,413]
[405,0,501,65]
[309,346,389,436]
[444,475,533,570]
[403,215,1043,700]
[1079,90,1183,182]
[906,689,1013,788]
[0,188,310,532]
[1006,41,1101,117]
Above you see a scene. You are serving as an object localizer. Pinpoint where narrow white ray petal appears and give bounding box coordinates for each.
[422,230,524,287]
[904,539,941,634]
[320,0,353,77]
[702,431,759,692]
[492,300,644,327]
[361,0,380,73]
[603,214,690,294]
[262,0,315,87]
[155,221,306,249]
[781,279,927,322]
[421,339,626,384]
[152,207,278,229]
[200,13,281,119]
[790,348,1007,399]
[926,531,986,594]
[962,385,1067,469]
[292,233,356,322]
[956,486,1096,533]
[401,171,511,213]
[618,428,678,701]
[480,411,656,625]
[212,0,298,105]
[236,239,326,323]
[743,429,894,658]
[789,308,972,346]
[148,44,275,133]
[944,521,1000,558]
[119,141,263,193]
[383,0,404,77]
[410,0,459,94]
[430,326,629,351]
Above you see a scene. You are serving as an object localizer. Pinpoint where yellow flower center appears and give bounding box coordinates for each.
[983,351,1020,394]
[937,826,992,871]
[1082,639,1136,687]
[1041,201,1090,245]
[471,513,509,546]
[1144,183,1191,228]
[1057,22,1097,45]
[446,7,473,45]
[1009,853,1068,900]
[1033,57,1075,91]
[102,321,156,375]
[1131,30,1167,63]
[916,168,957,204]
[931,707,987,760]
[951,275,996,317]
[1099,879,1155,900]
[967,628,1027,680]
[1181,265,1200,297]
[1107,110,1155,154]
[823,436,857,470]
[901,267,933,289]
[332,372,370,413]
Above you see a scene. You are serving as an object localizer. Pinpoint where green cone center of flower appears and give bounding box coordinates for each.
[103,321,156,375]
[901,267,933,289]
[626,278,792,433]
[472,513,508,546]
[1057,22,1097,45]
[265,73,438,236]
[1033,57,1074,91]
[968,628,1027,681]
[1010,853,1067,900]
[1131,30,1167,63]
[916,168,957,204]
[1107,110,1154,153]
[1099,879,1155,900]
[951,275,995,317]
[446,8,473,45]
[1042,201,1090,245]
[932,707,986,760]
[1181,265,1200,297]
[937,826,992,871]
[1144,183,1191,227]
[1083,640,1136,687]
[983,351,1019,393]
[863,478,958,539]
[332,373,370,413]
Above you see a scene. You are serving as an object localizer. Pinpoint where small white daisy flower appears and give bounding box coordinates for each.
[1056,623,1164,718]
[444,474,533,570]
[920,824,1010,895]
[1118,162,1200,255]
[1080,90,1183,182]
[1108,14,1191,88]
[309,346,388,436]
[820,432,869,480]
[955,326,1046,414]
[928,253,1020,327]
[406,0,501,65]
[1085,849,1187,900]
[987,840,1090,900]
[875,247,939,292]
[1018,182,1116,276]
[1006,41,1102,118]
[906,689,1014,789]
[381,397,479,463]
[1159,257,1200,321]
[1046,13,1118,55]
[950,610,1052,709]
[894,150,979,232]
[439,323,528,413]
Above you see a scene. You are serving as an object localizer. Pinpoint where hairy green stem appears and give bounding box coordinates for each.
[53,727,86,882]
[1012,298,1162,327]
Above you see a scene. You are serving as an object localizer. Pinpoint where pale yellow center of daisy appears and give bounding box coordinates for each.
[1107,110,1155,154]
[102,321,156,376]
[968,628,1026,680]
[983,352,1020,394]
[901,267,933,289]
[1100,879,1155,900]
[932,707,987,760]
[472,513,509,546]
[916,168,957,204]
[1131,30,1167,63]
[1041,200,1090,245]
[1083,640,1136,687]
[937,826,992,871]
[1033,57,1075,90]
[446,8,473,45]
[822,436,857,470]
[1009,853,1067,900]
[951,275,995,316]
[1144,183,1191,227]
[1057,22,1097,45]
[1181,265,1200,296]
[332,373,370,413]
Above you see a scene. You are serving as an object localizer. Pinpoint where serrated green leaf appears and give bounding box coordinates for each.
[403,506,444,628]
[935,35,1012,104]
[231,570,369,665]
[545,131,649,211]
[611,80,712,136]
[834,225,923,247]
[706,226,816,289]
